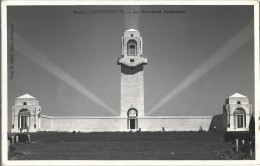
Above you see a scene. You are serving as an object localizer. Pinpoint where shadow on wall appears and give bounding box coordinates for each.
[208,114,223,132]
[121,65,143,75]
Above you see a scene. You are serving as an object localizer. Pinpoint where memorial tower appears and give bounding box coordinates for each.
[117,29,147,129]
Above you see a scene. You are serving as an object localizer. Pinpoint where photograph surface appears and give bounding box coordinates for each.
[2,1,259,165]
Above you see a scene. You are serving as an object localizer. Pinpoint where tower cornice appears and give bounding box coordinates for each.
[117,57,147,67]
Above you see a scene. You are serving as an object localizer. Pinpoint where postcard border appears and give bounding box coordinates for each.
[1,0,259,166]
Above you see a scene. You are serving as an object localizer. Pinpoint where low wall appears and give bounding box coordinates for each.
[40,115,214,132]
[139,116,213,131]
[40,116,126,132]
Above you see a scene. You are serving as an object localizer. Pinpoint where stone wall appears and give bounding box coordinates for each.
[39,115,214,132]
[40,116,127,132]
[139,116,213,131]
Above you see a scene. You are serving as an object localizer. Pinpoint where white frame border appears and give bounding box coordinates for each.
[1,0,259,166]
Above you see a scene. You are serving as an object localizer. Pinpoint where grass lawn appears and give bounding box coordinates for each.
[9,131,236,160]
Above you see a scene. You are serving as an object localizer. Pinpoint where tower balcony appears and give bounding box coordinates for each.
[117,57,147,67]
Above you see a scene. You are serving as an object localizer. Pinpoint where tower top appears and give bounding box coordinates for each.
[126,29,138,31]
[124,29,140,38]
[118,29,147,67]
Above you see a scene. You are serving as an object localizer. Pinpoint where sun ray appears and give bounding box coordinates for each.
[14,32,118,116]
[147,20,254,115]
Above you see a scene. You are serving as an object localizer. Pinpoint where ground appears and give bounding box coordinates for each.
[8,131,250,160]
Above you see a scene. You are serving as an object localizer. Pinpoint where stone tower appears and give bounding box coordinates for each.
[117,29,147,129]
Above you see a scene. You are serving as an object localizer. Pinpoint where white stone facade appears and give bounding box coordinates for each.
[11,94,41,133]
[10,92,253,133]
[9,30,253,133]
[9,94,215,132]
[223,93,252,132]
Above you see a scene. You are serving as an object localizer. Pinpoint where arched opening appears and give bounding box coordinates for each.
[18,109,30,131]
[127,108,138,129]
[127,40,137,56]
[234,108,246,128]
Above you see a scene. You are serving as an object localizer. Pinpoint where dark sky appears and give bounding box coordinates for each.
[7,5,254,118]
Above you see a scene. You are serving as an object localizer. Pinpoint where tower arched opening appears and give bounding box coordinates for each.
[127,108,138,129]
[127,40,137,56]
